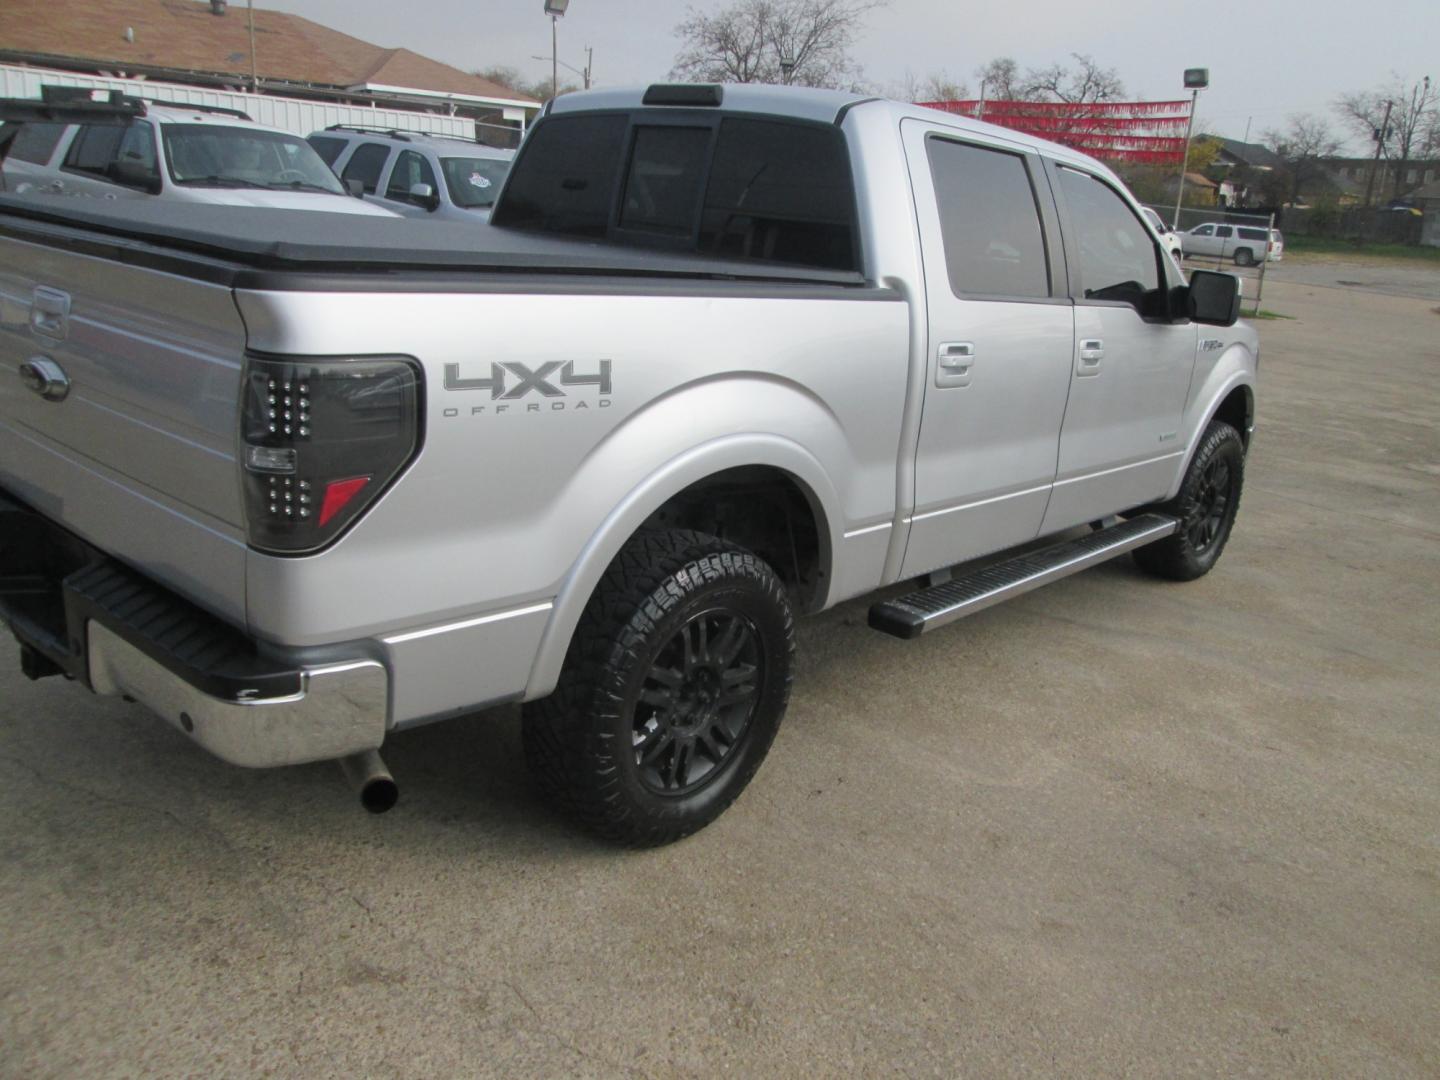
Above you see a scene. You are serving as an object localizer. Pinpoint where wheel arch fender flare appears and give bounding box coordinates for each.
[1170,362,1255,500]
[523,434,841,701]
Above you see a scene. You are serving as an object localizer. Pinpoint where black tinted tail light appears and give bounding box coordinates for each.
[240,355,421,553]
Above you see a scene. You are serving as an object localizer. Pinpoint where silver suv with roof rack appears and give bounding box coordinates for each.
[0,90,398,216]
[307,125,515,223]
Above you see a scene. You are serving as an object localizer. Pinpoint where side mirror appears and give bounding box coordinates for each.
[1186,269,1242,326]
[409,182,440,211]
[344,177,365,198]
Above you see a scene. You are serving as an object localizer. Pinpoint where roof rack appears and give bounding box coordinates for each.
[132,96,252,121]
[324,123,480,145]
[0,87,146,126]
[0,87,252,125]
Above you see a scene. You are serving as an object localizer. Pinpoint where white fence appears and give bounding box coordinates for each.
[0,62,506,140]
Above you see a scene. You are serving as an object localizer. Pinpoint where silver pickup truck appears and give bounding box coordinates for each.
[0,84,1256,846]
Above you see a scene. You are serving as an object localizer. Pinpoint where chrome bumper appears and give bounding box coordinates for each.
[86,622,388,768]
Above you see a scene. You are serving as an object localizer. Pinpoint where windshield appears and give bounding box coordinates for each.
[162,124,345,193]
[440,156,511,209]
[1141,207,1166,232]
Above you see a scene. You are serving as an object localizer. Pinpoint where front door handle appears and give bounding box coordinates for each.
[1077,338,1104,376]
[936,341,975,388]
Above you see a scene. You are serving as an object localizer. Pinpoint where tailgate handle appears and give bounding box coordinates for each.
[31,287,71,341]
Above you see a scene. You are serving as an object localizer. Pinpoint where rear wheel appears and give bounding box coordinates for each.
[1134,420,1245,581]
[1234,248,1255,267]
[523,529,794,847]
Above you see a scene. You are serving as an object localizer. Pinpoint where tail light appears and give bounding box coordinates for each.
[240,355,422,554]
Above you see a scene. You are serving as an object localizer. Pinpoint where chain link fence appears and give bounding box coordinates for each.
[1144,204,1278,315]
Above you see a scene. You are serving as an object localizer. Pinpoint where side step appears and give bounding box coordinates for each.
[868,513,1178,640]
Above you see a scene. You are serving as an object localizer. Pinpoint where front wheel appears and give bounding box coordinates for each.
[523,529,795,847]
[1134,420,1245,581]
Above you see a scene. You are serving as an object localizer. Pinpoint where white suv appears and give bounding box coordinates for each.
[307,126,515,223]
[1181,222,1280,266]
[2,99,398,216]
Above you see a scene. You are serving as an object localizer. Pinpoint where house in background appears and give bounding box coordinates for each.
[1320,157,1440,207]
[0,0,537,144]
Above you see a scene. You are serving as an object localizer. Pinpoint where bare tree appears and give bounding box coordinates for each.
[1263,114,1343,205]
[1022,53,1126,104]
[887,70,967,103]
[1336,74,1437,200]
[670,0,884,90]
[974,57,1026,101]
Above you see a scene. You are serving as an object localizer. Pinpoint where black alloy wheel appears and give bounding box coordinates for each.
[632,607,763,795]
[523,529,794,847]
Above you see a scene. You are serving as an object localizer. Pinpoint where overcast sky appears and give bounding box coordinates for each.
[261,0,1436,151]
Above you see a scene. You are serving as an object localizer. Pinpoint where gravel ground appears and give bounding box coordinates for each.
[1,275,1437,1077]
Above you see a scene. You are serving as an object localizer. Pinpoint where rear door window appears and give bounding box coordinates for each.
[1214,225,1233,239]
[340,142,390,195]
[7,122,66,165]
[1237,227,1267,241]
[926,137,1050,299]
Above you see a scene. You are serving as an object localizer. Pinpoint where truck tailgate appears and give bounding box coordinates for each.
[0,235,247,623]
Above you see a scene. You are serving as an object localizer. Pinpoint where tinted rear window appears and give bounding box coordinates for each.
[492,114,628,237]
[699,117,856,271]
[494,112,858,271]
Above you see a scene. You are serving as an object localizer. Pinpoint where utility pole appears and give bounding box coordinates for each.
[1362,98,1392,208]
[247,0,258,94]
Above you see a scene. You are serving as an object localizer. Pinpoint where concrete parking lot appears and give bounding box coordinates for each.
[2,266,1437,1077]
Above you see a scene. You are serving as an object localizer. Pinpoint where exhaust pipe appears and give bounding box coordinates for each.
[338,749,398,814]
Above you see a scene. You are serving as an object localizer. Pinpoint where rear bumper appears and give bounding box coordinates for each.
[0,490,388,767]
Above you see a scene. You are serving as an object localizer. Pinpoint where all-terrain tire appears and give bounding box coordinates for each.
[523,529,795,847]
[1133,420,1246,582]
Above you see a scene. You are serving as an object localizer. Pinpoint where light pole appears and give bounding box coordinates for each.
[1172,67,1208,231]
[779,54,795,84]
[530,47,591,90]
[543,0,569,100]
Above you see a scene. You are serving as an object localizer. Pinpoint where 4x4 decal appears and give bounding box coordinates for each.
[443,360,611,399]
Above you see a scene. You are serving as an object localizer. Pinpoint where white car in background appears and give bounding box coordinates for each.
[1181,222,1280,266]
[1141,206,1184,264]
[1,98,399,216]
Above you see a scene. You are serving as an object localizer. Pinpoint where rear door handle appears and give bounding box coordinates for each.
[30,287,71,341]
[936,341,975,388]
[1077,339,1104,376]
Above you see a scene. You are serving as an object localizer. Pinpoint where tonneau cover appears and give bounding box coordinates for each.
[0,193,867,286]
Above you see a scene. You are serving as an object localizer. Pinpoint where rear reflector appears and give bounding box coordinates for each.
[319,476,371,527]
